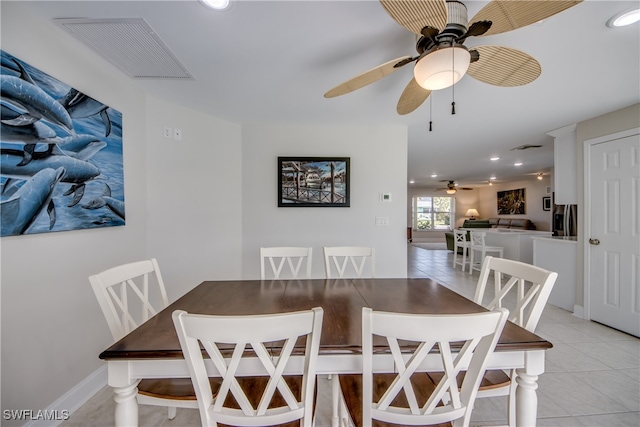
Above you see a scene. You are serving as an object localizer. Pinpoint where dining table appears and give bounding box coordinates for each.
[100,278,552,427]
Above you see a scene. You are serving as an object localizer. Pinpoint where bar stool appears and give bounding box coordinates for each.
[469,231,504,274]
[452,229,471,271]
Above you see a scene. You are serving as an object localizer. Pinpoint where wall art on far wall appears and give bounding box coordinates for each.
[497,188,526,215]
[1,50,125,237]
[278,157,350,207]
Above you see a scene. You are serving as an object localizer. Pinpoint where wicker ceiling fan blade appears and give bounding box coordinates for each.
[379,0,448,35]
[467,45,541,87]
[470,0,583,37]
[324,56,413,98]
[397,77,431,115]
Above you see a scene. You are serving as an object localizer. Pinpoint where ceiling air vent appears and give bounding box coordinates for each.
[54,18,193,80]
[511,144,543,150]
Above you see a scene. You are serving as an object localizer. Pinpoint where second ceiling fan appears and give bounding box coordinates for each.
[438,180,473,194]
[324,0,583,115]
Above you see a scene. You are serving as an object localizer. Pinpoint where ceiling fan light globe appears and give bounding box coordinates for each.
[414,47,471,91]
[446,188,457,194]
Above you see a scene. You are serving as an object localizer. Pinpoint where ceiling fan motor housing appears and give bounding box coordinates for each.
[441,0,469,39]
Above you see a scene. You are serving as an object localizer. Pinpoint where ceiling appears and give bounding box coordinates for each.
[23,0,640,188]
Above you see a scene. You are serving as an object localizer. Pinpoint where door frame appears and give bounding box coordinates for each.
[582,127,640,321]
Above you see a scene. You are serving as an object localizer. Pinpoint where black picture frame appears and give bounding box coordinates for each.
[497,188,526,215]
[278,157,350,207]
[543,196,551,211]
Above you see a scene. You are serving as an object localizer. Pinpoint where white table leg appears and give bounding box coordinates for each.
[331,375,340,427]
[113,382,138,427]
[515,350,545,427]
[515,370,538,426]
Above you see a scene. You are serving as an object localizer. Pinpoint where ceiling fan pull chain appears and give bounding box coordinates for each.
[429,96,433,131]
[451,41,456,115]
[451,84,456,115]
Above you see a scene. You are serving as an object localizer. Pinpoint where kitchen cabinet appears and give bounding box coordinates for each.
[533,236,577,312]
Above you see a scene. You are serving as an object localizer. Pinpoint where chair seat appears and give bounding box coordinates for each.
[141,376,310,427]
[217,376,310,427]
[138,378,221,400]
[478,370,511,391]
[426,370,511,393]
[339,373,452,427]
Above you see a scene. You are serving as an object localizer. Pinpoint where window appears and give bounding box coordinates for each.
[412,196,453,231]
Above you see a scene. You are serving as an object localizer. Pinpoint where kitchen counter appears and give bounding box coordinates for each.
[532,235,577,242]
[462,229,553,263]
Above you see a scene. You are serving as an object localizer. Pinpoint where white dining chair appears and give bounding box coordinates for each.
[432,256,558,427]
[260,246,313,279]
[452,229,471,271]
[172,307,324,427]
[323,245,375,423]
[89,258,211,419]
[338,307,509,427]
[468,231,504,274]
[323,246,375,278]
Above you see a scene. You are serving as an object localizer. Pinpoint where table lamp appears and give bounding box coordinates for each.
[465,208,479,220]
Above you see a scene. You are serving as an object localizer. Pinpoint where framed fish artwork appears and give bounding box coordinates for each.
[1,50,125,237]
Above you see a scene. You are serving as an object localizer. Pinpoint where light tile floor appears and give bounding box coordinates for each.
[64,244,639,426]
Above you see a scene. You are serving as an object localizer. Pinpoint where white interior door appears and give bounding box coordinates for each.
[587,131,639,337]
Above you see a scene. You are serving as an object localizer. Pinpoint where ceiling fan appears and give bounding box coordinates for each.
[438,180,473,194]
[324,0,583,115]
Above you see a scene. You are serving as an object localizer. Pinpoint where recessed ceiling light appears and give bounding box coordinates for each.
[490,176,497,180]
[514,162,523,166]
[490,156,500,161]
[200,0,231,10]
[607,8,640,27]
[409,180,415,184]
[430,174,438,178]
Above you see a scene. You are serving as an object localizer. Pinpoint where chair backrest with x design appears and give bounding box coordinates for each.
[323,246,375,278]
[470,230,486,247]
[89,258,168,341]
[474,256,558,332]
[454,229,469,247]
[361,307,508,427]
[172,307,324,427]
[260,247,313,279]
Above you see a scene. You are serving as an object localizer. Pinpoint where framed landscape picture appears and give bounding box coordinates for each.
[497,188,526,215]
[278,157,350,207]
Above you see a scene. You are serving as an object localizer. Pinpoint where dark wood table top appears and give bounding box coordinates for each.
[100,278,552,360]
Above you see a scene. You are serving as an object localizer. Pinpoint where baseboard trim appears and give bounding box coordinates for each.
[24,366,107,427]
[410,238,445,243]
[573,304,585,319]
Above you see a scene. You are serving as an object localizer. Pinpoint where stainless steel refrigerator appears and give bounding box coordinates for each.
[552,200,577,237]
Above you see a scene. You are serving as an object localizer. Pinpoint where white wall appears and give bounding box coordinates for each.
[241,124,408,278]
[1,2,149,421]
[145,97,243,300]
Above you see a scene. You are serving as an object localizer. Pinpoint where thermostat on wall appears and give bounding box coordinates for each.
[380,193,392,202]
